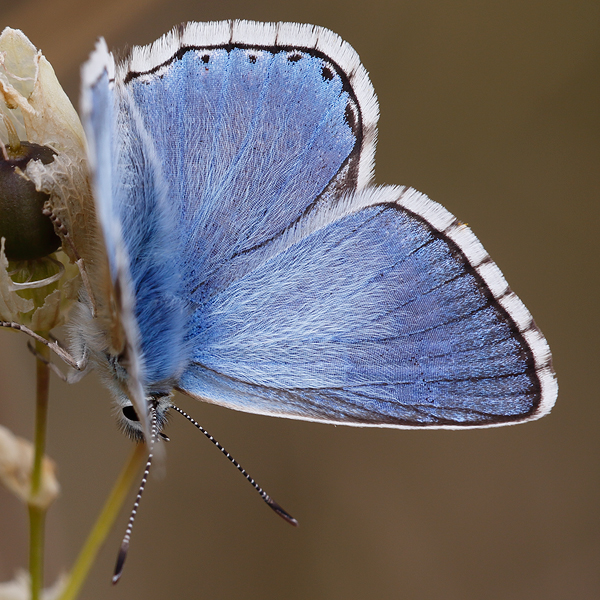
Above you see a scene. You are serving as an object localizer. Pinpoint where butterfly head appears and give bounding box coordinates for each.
[114,392,172,441]
[103,352,174,440]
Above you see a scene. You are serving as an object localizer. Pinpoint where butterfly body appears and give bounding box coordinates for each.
[77,20,556,440]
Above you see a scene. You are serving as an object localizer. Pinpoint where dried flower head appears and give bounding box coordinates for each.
[0,424,59,509]
[0,27,98,333]
[0,569,66,600]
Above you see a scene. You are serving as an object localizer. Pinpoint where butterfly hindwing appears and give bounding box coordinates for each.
[178,186,555,428]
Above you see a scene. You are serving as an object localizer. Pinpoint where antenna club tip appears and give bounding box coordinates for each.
[112,542,129,584]
[278,511,299,527]
[267,498,299,527]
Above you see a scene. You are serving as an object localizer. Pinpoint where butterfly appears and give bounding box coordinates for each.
[0,19,558,581]
[66,19,557,446]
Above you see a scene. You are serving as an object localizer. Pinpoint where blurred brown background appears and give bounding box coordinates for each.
[1,1,598,599]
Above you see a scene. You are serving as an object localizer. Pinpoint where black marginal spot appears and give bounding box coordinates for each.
[124,43,362,113]
[321,65,334,81]
[344,103,357,132]
[477,256,493,266]
[248,54,257,64]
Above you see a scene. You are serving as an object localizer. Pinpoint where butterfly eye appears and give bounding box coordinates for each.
[121,405,139,422]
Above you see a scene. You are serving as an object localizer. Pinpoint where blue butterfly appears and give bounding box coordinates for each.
[74,20,556,443]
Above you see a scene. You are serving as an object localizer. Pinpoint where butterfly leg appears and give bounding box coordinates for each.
[1,321,86,372]
[25,338,90,383]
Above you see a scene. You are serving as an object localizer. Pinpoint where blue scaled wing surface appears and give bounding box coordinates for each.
[82,20,557,429]
[180,184,557,428]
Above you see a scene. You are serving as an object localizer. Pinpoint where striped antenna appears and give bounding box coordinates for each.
[112,408,158,584]
[171,403,298,527]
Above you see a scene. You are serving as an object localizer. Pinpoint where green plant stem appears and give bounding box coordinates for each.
[28,505,45,600]
[58,442,147,600]
[29,338,51,600]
